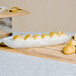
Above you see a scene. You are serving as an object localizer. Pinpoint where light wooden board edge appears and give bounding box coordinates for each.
[0,10,30,18]
[0,46,76,64]
[0,33,12,38]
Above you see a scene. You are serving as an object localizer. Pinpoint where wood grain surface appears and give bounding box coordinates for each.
[0,33,12,39]
[0,43,76,64]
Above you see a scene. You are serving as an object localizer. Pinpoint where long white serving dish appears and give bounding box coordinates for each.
[3,35,70,48]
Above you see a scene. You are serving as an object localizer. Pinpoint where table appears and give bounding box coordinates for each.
[0,32,76,76]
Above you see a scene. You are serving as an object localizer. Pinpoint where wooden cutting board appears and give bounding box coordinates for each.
[0,44,76,64]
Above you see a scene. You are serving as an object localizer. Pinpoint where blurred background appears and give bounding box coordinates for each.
[0,0,76,32]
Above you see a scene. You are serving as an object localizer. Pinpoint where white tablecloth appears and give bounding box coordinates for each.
[0,32,76,76]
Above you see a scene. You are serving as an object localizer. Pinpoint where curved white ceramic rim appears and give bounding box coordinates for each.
[3,35,70,48]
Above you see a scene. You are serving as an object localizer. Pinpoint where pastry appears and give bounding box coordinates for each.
[6,7,22,13]
[67,39,76,46]
[24,34,34,40]
[49,32,55,37]
[13,35,24,41]
[62,45,75,55]
[12,7,19,10]
[13,32,67,41]
[10,9,20,13]
[41,34,50,39]
[0,42,5,46]
[74,34,76,41]
[41,33,48,36]
[51,34,58,38]
[57,32,66,37]
[12,7,22,10]
[33,34,42,40]
[49,32,58,38]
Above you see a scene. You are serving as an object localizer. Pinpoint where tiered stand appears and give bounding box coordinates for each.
[0,10,30,18]
[0,10,30,38]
